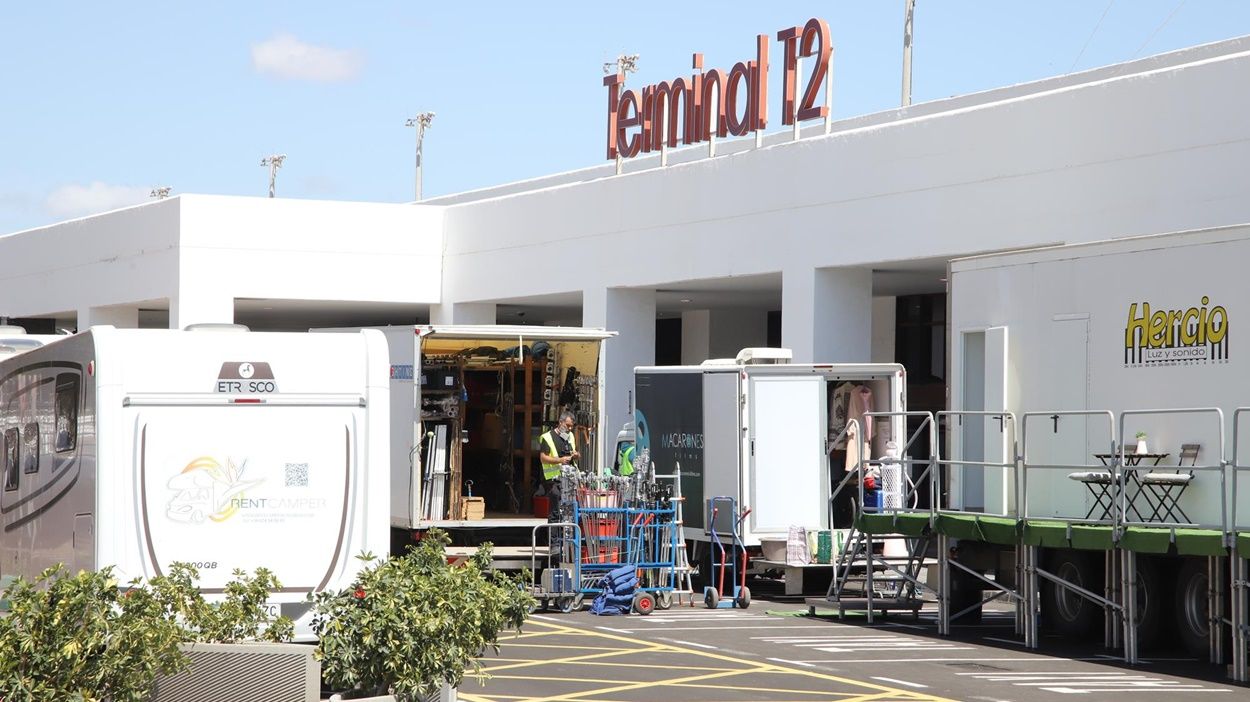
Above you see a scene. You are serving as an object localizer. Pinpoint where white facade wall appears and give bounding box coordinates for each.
[440,42,1250,301]
[0,198,181,320]
[0,195,443,329]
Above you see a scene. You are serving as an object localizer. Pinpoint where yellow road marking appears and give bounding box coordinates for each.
[485,617,945,699]
[518,666,760,702]
[479,645,669,674]
[489,659,739,672]
[498,642,645,651]
[482,674,635,684]
[518,619,953,701]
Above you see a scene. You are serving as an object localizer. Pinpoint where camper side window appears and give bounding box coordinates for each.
[54,373,78,453]
[22,423,38,474]
[3,428,18,491]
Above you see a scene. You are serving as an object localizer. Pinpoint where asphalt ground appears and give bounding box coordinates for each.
[458,594,1246,702]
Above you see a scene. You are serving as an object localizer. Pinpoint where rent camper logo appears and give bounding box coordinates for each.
[1124,296,1229,366]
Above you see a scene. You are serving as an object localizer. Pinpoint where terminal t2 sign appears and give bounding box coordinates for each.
[603,18,832,160]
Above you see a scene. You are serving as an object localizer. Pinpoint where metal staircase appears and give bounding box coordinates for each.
[809,414,939,622]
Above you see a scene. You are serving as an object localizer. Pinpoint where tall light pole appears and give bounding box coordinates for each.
[405,112,435,202]
[603,54,639,175]
[902,0,916,107]
[260,154,286,198]
[150,186,172,200]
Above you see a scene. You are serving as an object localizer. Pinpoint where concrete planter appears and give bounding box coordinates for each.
[152,641,320,702]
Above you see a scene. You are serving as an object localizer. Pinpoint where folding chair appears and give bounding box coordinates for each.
[1067,466,1116,520]
[1139,443,1199,523]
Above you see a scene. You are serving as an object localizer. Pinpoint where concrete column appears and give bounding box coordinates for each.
[77,304,139,330]
[583,287,656,471]
[871,296,897,363]
[680,310,710,365]
[782,266,872,363]
[430,302,497,325]
[709,309,768,359]
[170,294,233,330]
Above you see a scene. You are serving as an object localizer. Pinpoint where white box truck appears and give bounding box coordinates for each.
[948,224,1250,653]
[634,351,907,557]
[0,325,390,639]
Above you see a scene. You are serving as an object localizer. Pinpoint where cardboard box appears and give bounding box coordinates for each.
[462,497,485,520]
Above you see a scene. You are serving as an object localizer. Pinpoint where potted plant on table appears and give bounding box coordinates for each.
[1136,431,1149,455]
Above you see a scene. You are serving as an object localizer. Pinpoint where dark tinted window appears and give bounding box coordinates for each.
[3,428,18,491]
[21,423,37,474]
[54,373,79,452]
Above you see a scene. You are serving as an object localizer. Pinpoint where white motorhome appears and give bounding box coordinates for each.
[0,326,390,638]
[0,326,69,360]
[948,224,1250,653]
[321,325,615,542]
[634,350,907,552]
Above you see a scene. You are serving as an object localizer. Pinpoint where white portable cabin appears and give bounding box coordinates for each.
[0,326,390,638]
[948,224,1250,526]
[634,351,907,547]
[319,325,615,534]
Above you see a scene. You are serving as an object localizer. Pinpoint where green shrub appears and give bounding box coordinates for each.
[148,563,294,643]
[311,530,533,701]
[0,563,293,701]
[0,566,186,702]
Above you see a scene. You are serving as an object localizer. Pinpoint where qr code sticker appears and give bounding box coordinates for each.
[285,463,309,487]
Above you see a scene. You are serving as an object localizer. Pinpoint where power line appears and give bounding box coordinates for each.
[1069,0,1115,73]
[1134,0,1187,58]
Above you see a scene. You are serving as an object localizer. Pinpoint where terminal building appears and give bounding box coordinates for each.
[3,36,1250,462]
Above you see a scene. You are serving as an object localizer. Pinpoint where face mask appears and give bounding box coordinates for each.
[557,426,570,437]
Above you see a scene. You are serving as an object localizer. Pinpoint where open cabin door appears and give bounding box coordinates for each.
[958,327,1010,513]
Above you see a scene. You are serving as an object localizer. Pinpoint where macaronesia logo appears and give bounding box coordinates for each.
[1124,296,1229,366]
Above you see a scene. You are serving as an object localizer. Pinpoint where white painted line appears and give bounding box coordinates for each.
[768,657,817,667]
[1040,688,1227,694]
[790,657,1042,663]
[595,626,634,634]
[670,639,717,650]
[871,676,928,689]
[983,636,1026,646]
[632,625,829,631]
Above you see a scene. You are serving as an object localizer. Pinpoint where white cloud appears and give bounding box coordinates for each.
[251,33,363,82]
[45,182,150,219]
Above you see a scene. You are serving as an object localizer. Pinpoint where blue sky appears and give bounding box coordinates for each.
[1,1,1248,234]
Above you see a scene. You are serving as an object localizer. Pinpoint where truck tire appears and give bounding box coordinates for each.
[1043,551,1099,637]
[1133,558,1163,650]
[948,566,983,625]
[1173,559,1209,657]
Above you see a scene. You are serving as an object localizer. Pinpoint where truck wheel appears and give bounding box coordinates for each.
[1173,559,1209,657]
[949,566,983,625]
[1133,558,1163,650]
[1043,551,1099,637]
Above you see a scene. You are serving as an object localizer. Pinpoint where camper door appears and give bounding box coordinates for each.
[131,402,362,593]
[746,374,829,538]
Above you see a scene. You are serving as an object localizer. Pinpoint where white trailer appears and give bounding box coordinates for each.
[948,224,1250,654]
[320,325,614,545]
[0,326,390,639]
[634,352,907,551]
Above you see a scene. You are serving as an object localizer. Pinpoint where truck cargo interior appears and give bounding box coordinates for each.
[417,336,602,525]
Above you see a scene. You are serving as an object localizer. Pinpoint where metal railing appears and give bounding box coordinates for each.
[936,410,1019,518]
[1020,410,1118,526]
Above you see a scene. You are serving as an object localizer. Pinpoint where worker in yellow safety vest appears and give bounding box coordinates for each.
[539,411,579,518]
[615,442,635,477]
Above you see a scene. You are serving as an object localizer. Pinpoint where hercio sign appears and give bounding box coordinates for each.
[603,17,831,161]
